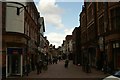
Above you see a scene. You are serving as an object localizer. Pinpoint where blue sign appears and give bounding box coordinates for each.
[7,48,23,54]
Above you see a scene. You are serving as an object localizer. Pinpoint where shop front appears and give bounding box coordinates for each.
[112,42,120,70]
[6,47,23,77]
[105,34,120,72]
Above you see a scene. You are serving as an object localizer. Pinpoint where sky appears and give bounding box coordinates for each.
[34,0,84,48]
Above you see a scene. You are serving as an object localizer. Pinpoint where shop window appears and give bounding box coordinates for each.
[113,43,116,48]
[116,43,119,48]
[113,43,120,48]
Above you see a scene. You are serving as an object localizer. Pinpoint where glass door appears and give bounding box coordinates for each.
[7,55,11,75]
[11,54,21,75]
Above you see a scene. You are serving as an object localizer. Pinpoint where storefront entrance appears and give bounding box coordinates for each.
[6,47,23,77]
[11,54,21,75]
[7,54,21,76]
[113,42,120,70]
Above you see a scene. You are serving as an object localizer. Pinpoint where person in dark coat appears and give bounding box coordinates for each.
[36,60,43,74]
[26,60,30,76]
[26,63,30,76]
[49,58,52,64]
[55,57,58,64]
[64,59,69,68]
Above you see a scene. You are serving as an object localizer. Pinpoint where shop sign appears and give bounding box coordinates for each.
[7,47,23,54]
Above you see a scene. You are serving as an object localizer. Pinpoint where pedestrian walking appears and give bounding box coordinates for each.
[43,61,48,71]
[103,64,107,74]
[36,61,39,74]
[49,58,52,64]
[39,60,43,73]
[58,56,61,61]
[36,60,43,74]
[64,59,69,68]
[53,58,55,64]
[86,63,91,73]
[26,63,30,76]
[55,57,58,64]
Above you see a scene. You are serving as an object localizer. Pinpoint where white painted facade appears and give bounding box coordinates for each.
[39,17,46,53]
[39,17,45,35]
[6,2,26,33]
[62,41,66,54]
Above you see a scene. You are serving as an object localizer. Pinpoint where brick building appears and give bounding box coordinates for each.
[80,2,120,72]
[80,5,90,68]
[80,2,97,68]
[103,2,120,72]
[72,27,81,65]
[65,35,73,60]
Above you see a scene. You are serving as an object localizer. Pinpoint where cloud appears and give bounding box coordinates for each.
[45,32,65,47]
[36,0,75,47]
[37,0,64,29]
[44,14,64,29]
[45,27,74,47]
[38,0,63,14]
[64,28,74,35]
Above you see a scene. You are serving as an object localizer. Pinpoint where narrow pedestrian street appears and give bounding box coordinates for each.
[22,60,109,79]
[2,1,120,80]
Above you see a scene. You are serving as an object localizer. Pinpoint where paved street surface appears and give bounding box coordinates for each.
[22,60,109,79]
[5,60,110,80]
[0,66,2,80]
[0,54,2,79]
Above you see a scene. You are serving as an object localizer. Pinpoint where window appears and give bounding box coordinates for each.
[110,7,120,31]
[24,18,28,35]
[87,24,96,41]
[98,16,104,34]
[113,43,120,48]
[81,14,86,28]
[97,2,103,11]
[81,31,87,44]
[87,4,94,23]
[86,2,91,6]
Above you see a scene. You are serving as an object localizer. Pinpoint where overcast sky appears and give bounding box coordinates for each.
[34,0,84,48]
